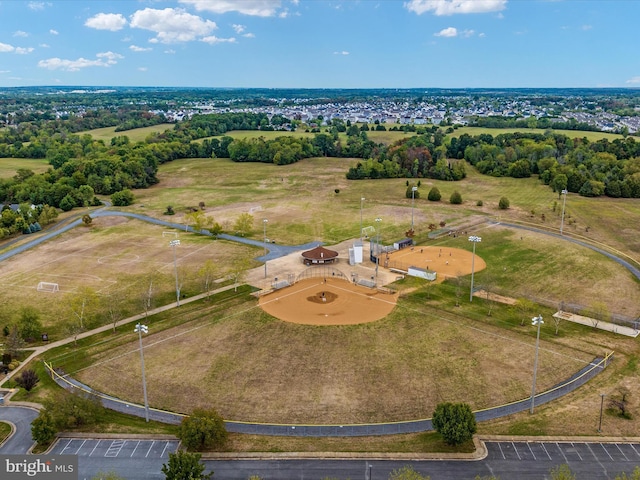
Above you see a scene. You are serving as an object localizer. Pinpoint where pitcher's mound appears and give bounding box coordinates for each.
[259,278,397,326]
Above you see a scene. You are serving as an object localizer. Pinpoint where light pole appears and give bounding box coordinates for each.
[134,323,150,422]
[367,463,372,480]
[360,197,365,240]
[169,239,180,307]
[263,219,268,278]
[411,186,418,232]
[468,235,481,302]
[560,189,568,235]
[598,393,606,432]
[530,314,544,414]
[375,218,382,281]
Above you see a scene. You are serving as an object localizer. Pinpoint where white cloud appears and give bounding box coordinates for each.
[138,67,148,72]
[28,2,50,11]
[232,24,245,34]
[0,43,34,54]
[85,13,128,31]
[164,49,176,54]
[40,43,50,48]
[279,9,289,18]
[38,51,123,71]
[0,43,15,53]
[582,24,592,31]
[434,27,458,37]
[333,51,350,55]
[179,0,282,17]
[130,45,152,52]
[243,33,255,38]
[405,0,507,16]
[130,8,217,43]
[201,35,236,44]
[479,32,486,37]
[626,76,640,85]
[49,29,59,35]
[15,47,35,54]
[14,30,29,38]
[462,29,475,37]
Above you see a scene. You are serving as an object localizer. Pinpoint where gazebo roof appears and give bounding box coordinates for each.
[301,245,339,260]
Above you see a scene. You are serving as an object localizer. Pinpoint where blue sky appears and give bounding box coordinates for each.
[0,0,638,88]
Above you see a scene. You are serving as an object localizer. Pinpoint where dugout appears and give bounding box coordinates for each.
[393,238,413,250]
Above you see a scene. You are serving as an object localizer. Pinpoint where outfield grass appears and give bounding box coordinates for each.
[0,157,50,178]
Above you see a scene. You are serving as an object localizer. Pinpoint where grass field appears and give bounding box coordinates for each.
[0,157,50,178]
[82,124,175,143]
[450,126,625,142]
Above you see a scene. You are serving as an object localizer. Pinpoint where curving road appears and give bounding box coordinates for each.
[0,406,38,454]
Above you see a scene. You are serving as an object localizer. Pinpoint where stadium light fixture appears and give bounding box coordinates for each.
[263,219,268,278]
[530,314,544,414]
[169,239,181,306]
[411,186,418,232]
[560,189,568,235]
[134,323,150,422]
[468,235,482,302]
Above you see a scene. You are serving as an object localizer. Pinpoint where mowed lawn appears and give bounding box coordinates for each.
[74,291,595,424]
[0,157,50,178]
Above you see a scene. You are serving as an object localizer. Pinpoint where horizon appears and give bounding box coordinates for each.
[1,1,639,89]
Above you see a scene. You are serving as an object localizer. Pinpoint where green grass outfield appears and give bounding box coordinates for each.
[0,157,50,178]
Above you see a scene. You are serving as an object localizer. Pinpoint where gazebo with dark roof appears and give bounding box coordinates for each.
[301,245,339,265]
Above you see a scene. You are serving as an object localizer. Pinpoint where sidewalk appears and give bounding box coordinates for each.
[0,283,239,388]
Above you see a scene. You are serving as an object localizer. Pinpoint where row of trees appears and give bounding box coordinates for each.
[447,132,640,198]
[0,201,58,239]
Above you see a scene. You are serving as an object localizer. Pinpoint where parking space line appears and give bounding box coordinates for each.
[89,440,100,457]
[556,443,569,463]
[599,443,615,461]
[511,442,521,460]
[631,444,640,457]
[131,440,141,457]
[571,443,583,460]
[160,442,172,458]
[59,439,74,455]
[539,442,552,460]
[526,442,537,460]
[615,444,630,461]
[145,441,155,458]
[497,443,506,460]
[74,439,87,455]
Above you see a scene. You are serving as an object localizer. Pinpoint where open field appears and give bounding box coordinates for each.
[72,288,595,424]
[82,124,174,143]
[0,215,260,338]
[0,157,50,178]
[450,126,625,142]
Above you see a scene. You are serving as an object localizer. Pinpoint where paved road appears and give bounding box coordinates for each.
[0,406,38,454]
[41,438,640,479]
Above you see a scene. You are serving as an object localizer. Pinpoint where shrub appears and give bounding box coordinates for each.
[498,197,510,209]
[432,402,477,445]
[427,187,441,202]
[111,189,135,207]
[449,191,462,204]
[178,408,228,451]
[15,369,39,392]
[31,411,56,445]
[476,200,483,207]
[161,451,212,480]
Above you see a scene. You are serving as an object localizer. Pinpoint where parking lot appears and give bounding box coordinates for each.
[486,441,640,464]
[49,438,180,459]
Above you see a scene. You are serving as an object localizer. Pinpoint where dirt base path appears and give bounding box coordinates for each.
[385,245,485,281]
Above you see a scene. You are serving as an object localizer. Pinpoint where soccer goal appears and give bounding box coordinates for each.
[362,225,376,239]
[162,231,179,238]
[37,282,59,293]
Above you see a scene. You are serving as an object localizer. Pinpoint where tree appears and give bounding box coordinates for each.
[449,191,462,204]
[233,213,254,237]
[427,187,441,202]
[104,293,124,333]
[18,306,42,341]
[69,287,98,330]
[498,196,510,209]
[15,368,39,392]
[431,402,477,445]
[229,257,251,292]
[514,298,535,326]
[388,465,430,480]
[91,472,127,480]
[588,301,610,328]
[5,324,25,357]
[178,408,228,451]
[42,390,104,430]
[31,411,56,445]
[82,214,93,226]
[111,189,135,207]
[161,451,212,480]
[549,464,576,480]
[199,260,219,300]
